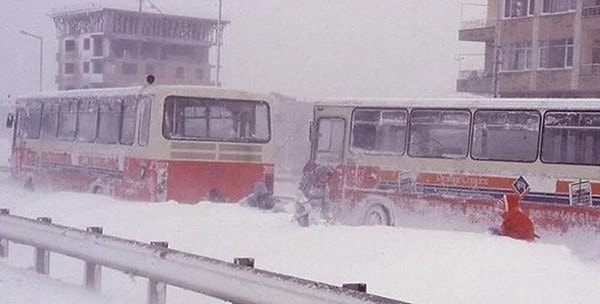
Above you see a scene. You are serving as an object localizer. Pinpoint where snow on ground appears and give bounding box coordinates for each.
[1,171,600,304]
[0,137,9,167]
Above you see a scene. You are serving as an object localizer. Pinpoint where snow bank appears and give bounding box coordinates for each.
[0,178,599,304]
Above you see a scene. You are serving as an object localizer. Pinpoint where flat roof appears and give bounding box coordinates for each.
[51,7,228,25]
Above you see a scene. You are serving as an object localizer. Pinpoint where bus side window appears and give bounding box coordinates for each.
[40,102,59,140]
[542,111,600,165]
[24,101,42,139]
[139,99,151,146]
[315,118,345,164]
[77,99,98,143]
[120,96,138,145]
[98,98,122,144]
[57,99,78,141]
[351,109,407,155]
[471,110,540,162]
[408,109,470,159]
[253,103,270,141]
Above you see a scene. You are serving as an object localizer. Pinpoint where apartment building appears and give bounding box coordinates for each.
[458,0,600,97]
[52,7,225,90]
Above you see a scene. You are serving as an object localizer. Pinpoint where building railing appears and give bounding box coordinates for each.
[580,64,600,77]
[460,18,497,30]
[0,210,411,304]
[582,2,600,17]
[458,69,491,80]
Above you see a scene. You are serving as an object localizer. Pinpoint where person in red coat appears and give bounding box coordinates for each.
[499,193,538,242]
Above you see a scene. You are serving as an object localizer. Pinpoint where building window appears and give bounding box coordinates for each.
[65,39,76,52]
[539,38,573,69]
[502,42,532,71]
[92,60,104,74]
[83,62,90,73]
[543,0,576,14]
[122,63,138,75]
[83,38,90,50]
[195,68,204,79]
[504,0,535,18]
[593,40,600,64]
[92,35,103,57]
[64,63,76,74]
[176,67,185,79]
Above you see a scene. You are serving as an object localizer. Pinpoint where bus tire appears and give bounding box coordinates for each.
[92,186,105,195]
[363,204,391,226]
[208,189,224,203]
[23,178,35,192]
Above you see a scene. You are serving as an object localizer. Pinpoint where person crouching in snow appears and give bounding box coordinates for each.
[491,193,538,242]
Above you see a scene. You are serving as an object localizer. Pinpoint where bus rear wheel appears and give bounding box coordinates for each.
[92,186,106,195]
[23,178,35,192]
[363,204,391,226]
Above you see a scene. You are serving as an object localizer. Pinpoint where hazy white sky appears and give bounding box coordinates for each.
[0,0,483,100]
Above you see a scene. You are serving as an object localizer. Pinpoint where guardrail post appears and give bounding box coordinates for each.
[147,241,168,304]
[34,217,52,275]
[231,258,255,304]
[233,257,255,268]
[0,209,9,258]
[343,283,367,293]
[84,227,103,292]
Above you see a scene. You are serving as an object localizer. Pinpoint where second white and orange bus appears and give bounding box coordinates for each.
[6,85,274,204]
[302,98,600,233]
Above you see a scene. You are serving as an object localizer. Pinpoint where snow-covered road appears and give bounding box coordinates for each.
[1,172,600,304]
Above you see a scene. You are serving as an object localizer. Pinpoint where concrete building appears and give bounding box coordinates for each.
[457,0,600,97]
[52,7,226,90]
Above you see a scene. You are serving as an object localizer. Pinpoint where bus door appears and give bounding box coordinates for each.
[310,117,346,201]
[6,110,21,173]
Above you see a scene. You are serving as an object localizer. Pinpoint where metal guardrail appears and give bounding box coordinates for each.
[0,211,411,304]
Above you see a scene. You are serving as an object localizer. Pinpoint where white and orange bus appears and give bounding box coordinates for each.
[303,98,600,233]
[6,85,274,204]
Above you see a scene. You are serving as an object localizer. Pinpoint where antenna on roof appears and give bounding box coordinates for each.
[139,0,165,14]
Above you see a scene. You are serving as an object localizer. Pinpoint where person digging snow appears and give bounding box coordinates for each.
[491,193,538,242]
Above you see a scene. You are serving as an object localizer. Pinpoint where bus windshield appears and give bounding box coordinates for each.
[162,96,270,143]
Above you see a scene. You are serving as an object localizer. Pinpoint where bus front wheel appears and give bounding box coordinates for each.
[23,178,35,192]
[363,204,391,226]
[92,186,107,195]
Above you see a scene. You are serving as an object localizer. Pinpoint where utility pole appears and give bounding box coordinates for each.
[19,30,43,92]
[139,0,143,12]
[491,16,502,98]
[492,43,502,98]
[215,0,223,87]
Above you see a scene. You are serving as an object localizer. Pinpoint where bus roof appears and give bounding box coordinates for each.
[316,97,600,111]
[17,85,270,102]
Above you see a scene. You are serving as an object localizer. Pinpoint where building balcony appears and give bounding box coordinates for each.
[579,64,600,91]
[458,19,496,42]
[456,70,493,94]
[583,2,600,18]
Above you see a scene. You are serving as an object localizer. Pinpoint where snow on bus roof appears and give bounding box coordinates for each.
[17,85,270,102]
[316,97,600,110]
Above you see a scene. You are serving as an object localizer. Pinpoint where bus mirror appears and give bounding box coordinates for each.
[6,113,14,129]
[309,121,317,142]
